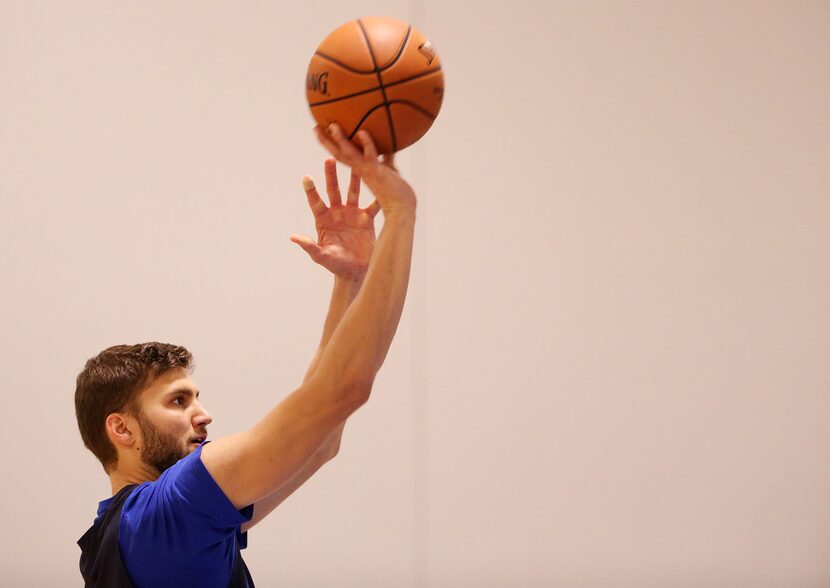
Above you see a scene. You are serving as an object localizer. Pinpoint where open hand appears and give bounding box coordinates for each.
[290,157,379,281]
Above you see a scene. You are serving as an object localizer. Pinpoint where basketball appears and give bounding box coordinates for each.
[306,16,444,154]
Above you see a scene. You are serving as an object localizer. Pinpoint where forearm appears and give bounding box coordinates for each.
[298,276,362,460]
[240,280,355,532]
[302,275,363,384]
[313,210,416,390]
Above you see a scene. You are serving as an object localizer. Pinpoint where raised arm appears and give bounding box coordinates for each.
[201,126,416,509]
[240,161,375,531]
[237,276,358,533]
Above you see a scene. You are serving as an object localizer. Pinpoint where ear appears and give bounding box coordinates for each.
[105,412,140,449]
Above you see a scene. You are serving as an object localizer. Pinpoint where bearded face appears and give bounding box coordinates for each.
[136,409,191,474]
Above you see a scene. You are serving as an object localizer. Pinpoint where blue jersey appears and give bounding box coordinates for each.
[90,442,254,587]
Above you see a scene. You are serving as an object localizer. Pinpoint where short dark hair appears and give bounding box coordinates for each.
[74,342,194,473]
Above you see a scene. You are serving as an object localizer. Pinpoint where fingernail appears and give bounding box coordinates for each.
[302,176,315,191]
[328,123,339,135]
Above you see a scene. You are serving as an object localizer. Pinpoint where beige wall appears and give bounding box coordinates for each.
[1,1,828,586]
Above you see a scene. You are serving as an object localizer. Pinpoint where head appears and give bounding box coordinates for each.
[75,342,213,476]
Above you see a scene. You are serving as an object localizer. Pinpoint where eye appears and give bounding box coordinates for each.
[172,396,185,406]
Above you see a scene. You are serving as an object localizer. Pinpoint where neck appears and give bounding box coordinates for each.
[108,459,160,495]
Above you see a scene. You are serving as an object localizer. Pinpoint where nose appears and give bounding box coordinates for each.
[193,402,213,429]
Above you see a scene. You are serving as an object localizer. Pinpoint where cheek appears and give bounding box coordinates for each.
[158,414,190,440]
[177,421,192,438]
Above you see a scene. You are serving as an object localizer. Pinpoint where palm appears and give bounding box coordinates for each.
[291,157,380,280]
[314,204,375,278]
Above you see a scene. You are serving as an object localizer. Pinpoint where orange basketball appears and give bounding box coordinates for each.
[306,16,444,154]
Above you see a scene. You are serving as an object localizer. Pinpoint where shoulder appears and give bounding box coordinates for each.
[115,447,254,586]
[121,444,253,547]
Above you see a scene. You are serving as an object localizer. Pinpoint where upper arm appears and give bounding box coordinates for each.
[200,377,366,509]
[239,421,346,533]
[118,456,254,584]
[239,446,335,533]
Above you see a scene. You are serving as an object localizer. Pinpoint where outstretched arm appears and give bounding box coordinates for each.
[240,279,359,532]
[201,126,415,511]
[241,160,375,531]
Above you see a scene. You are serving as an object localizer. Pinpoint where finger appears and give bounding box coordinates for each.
[364,199,381,218]
[302,176,327,217]
[328,123,365,164]
[346,168,361,206]
[290,234,321,259]
[314,125,341,159]
[324,157,342,206]
[381,152,396,170]
[355,130,379,161]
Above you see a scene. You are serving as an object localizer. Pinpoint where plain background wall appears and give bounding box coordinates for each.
[1,1,828,586]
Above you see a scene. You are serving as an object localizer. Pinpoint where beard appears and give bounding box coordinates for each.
[136,410,189,474]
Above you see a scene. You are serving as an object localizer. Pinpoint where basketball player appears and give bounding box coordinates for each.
[75,124,417,587]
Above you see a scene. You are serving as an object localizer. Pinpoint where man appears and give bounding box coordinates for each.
[75,125,417,587]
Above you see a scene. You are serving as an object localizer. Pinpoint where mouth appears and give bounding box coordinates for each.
[190,435,207,445]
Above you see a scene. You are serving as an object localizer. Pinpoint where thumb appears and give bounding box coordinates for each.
[290,234,321,258]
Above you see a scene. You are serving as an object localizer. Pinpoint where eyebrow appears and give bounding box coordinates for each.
[165,387,200,398]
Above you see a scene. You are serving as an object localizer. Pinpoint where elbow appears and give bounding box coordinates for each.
[328,438,342,460]
[345,376,374,408]
[355,380,373,406]
[322,428,344,462]
[309,372,373,411]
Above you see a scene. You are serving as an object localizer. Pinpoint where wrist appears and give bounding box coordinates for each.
[334,273,364,295]
[383,207,417,224]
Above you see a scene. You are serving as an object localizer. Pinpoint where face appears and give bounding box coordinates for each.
[133,367,213,474]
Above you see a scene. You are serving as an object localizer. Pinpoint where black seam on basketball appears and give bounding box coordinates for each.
[378,25,412,72]
[357,18,397,152]
[348,102,388,141]
[309,68,443,108]
[314,51,377,75]
[309,86,383,108]
[383,67,443,90]
[387,100,438,121]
